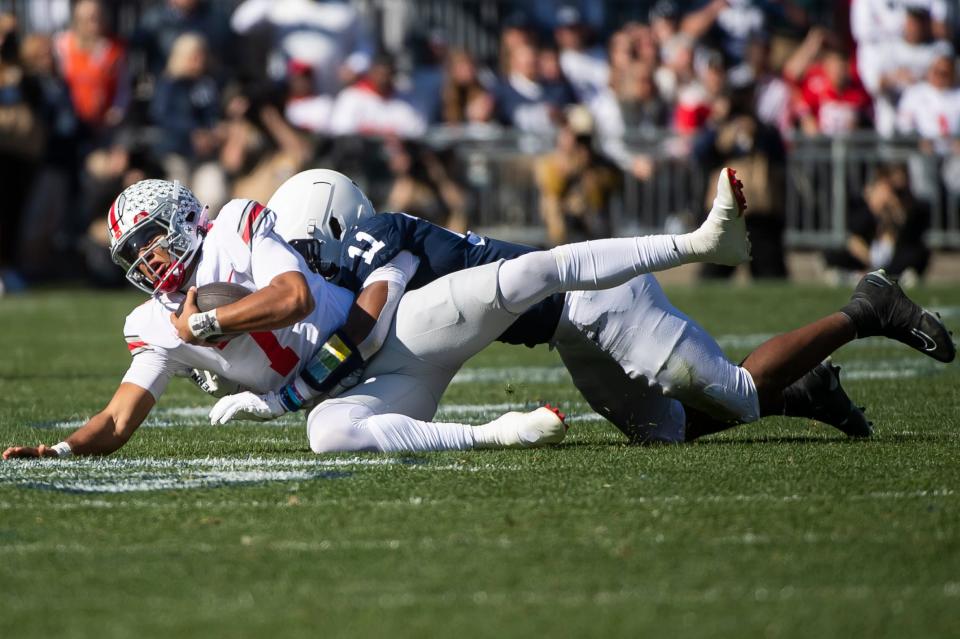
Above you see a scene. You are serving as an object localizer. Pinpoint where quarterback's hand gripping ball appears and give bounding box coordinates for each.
[171,282,251,345]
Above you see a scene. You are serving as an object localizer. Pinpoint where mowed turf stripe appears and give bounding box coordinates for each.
[2,451,956,498]
[24,354,951,431]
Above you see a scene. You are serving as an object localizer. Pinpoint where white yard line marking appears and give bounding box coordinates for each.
[450,366,571,384]
[25,352,954,432]
[0,456,536,493]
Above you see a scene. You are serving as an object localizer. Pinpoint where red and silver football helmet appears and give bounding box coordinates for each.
[107,179,209,295]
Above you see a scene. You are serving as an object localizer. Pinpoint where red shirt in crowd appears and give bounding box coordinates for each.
[795,63,872,134]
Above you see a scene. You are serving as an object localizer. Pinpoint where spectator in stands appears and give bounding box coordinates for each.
[0,14,43,292]
[17,0,71,35]
[535,105,621,245]
[607,28,635,77]
[553,5,609,104]
[384,139,468,233]
[18,33,79,282]
[654,33,697,105]
[150,33,227,213]
[54,0,129,135]
[135,0,232,79]
[851,0,951,89]
[589,59,663,181]
[897,52,960,155]
[230,0,374,96]
[538,44,577,104]
[439,49,495,125]
[859,7,953,136]
[283,59,333,134]
[681,0,771,64]
[623,22,659,68]
[328,55,427,139]
[791,38,872,136]
[613,60,670,133]
[648,0,681,58]
[728,35,791,136]
[824,164,931,282]
[498,11,534,76]
[674,50,726,136]
[495,40,575,136]
[220,90,312,204]
[407,27,449,125]
[694,82,788,279]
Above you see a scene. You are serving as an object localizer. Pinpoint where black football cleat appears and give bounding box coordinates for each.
[841,269,956,363]
[783,360,873,438]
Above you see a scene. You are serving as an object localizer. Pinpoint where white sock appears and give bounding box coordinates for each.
[499,236,684,313]
[363,413,477,452]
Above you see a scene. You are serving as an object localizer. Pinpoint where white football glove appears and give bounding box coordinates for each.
[187,368,241,398]
[209,391,287,425]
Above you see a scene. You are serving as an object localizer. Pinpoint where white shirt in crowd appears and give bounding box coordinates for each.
[559,46,610,104]
[851,0,948,46]
[897,81,960,153]
[231,0,374,95]
[328,84,427,138]
[285,95,335,134]
[851,0,949,99]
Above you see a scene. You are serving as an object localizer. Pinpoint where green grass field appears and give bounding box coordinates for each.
[1,283,958,638]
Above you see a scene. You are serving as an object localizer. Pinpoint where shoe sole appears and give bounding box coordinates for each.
[726,168,748,216]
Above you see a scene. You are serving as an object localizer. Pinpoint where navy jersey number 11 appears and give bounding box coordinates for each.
[333,213,564,348]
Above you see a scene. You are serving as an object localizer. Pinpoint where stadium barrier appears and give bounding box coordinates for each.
[417,126,960,249]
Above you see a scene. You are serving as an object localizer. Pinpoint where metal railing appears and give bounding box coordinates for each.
[408,127,960,249]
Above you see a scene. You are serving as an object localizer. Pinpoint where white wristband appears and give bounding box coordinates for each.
[188,310,222,341]
[51,441,73,457]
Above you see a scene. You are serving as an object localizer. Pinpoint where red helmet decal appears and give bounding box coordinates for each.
[108,201,121,239]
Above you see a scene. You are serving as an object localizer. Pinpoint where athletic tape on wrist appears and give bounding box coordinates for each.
[51,441,73,457]
[188,310,222,341]
[278,384,306,412]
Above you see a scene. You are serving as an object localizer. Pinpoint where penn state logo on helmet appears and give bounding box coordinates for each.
[108,179,208,294]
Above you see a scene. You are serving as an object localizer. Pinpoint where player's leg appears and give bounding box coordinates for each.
[498,168,750,314]
[740,314,855,415]
[556,275,870,440]
[555,275,759,433]
[743,269,956,413]
[554,325,687,443]
[307,396,565,454]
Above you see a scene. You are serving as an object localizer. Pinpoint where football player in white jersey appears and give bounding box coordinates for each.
[2,173,755,458]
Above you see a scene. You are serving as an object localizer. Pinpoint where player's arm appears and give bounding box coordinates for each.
[2,383,154,459]
[345,250,419,359]
[208,252,420,424]
[172,229,315,344]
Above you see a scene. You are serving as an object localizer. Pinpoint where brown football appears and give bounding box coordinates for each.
[175,282,251,342]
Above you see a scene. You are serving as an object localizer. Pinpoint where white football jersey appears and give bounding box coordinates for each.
[121,199,354,398]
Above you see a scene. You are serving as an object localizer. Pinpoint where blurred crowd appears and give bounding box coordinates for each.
[0,0,958,292]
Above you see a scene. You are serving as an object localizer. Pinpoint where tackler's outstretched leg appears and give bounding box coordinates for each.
[306,169,750,453]
[499,168,749,313]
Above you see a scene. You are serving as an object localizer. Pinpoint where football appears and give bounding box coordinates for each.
[175,282,251,342]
